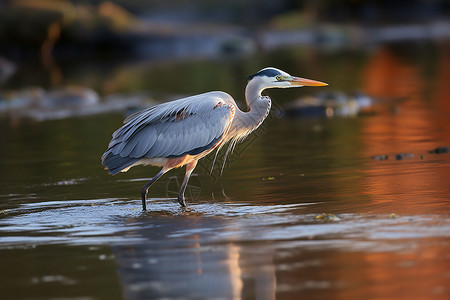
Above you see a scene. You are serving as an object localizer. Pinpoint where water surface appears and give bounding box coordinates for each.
[1,45,450,299]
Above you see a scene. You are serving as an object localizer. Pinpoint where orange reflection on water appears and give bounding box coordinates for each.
[361,45,450,214]
[363,46,424,100]
[361,241,450,300]
[329,242,450,300]
[435,42,450,140]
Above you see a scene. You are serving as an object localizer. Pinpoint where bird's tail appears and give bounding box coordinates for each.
[102,152,138,175]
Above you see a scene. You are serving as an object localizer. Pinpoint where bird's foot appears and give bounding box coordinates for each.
[178,195,186,207]
[141,190,148,211]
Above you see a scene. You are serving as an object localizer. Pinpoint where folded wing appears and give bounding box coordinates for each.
[102,92,235,174]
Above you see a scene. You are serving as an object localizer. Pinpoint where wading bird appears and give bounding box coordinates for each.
[102,67,327,210]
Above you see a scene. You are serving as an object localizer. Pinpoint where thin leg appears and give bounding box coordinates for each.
[141,169,167,211]
[178,161,198,207]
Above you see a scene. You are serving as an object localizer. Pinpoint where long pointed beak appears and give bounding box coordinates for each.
[288,76,328,87]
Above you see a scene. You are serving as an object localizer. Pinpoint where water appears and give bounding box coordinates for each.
[1,44,450,299]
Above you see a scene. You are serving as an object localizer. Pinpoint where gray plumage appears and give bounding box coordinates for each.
[101,67,327,210]
[102,92,234,174]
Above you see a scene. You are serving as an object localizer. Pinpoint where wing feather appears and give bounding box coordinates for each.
[132,127,157,158]
[102,92,235,172]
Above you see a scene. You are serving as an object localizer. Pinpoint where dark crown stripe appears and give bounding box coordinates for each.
[248,68,281,80]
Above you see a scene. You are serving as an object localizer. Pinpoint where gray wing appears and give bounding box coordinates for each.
[102,92,235,174]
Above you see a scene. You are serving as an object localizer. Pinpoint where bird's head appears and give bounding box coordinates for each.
[248,67,328,89]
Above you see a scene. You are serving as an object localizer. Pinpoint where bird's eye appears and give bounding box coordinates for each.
[276,75,282,81]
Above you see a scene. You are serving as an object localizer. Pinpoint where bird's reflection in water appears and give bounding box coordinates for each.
[112,214,276,300]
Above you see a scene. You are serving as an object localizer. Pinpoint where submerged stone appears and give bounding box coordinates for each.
[315,213,341,222]
[371,155,388,160]
[395,153,414,160]
[428,147,449,154]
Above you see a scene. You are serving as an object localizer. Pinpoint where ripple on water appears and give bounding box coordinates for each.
[0,198,448,253]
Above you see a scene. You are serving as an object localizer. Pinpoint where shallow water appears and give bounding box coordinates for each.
[1,44,450,299]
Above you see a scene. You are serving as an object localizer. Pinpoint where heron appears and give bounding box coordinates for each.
[101,67,328,210]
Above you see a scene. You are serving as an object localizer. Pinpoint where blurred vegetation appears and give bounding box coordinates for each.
[1,0,449,60]
[0,0,138,58]
[0,0,446,95]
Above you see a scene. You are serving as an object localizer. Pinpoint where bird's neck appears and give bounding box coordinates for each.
[244,79,271,121]
[245,79,265,105]
[228,80,271,141]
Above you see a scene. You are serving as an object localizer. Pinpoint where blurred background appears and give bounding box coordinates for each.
[1,0,449,100]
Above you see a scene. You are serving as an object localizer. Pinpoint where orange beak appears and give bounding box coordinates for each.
[288,76,328,87]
